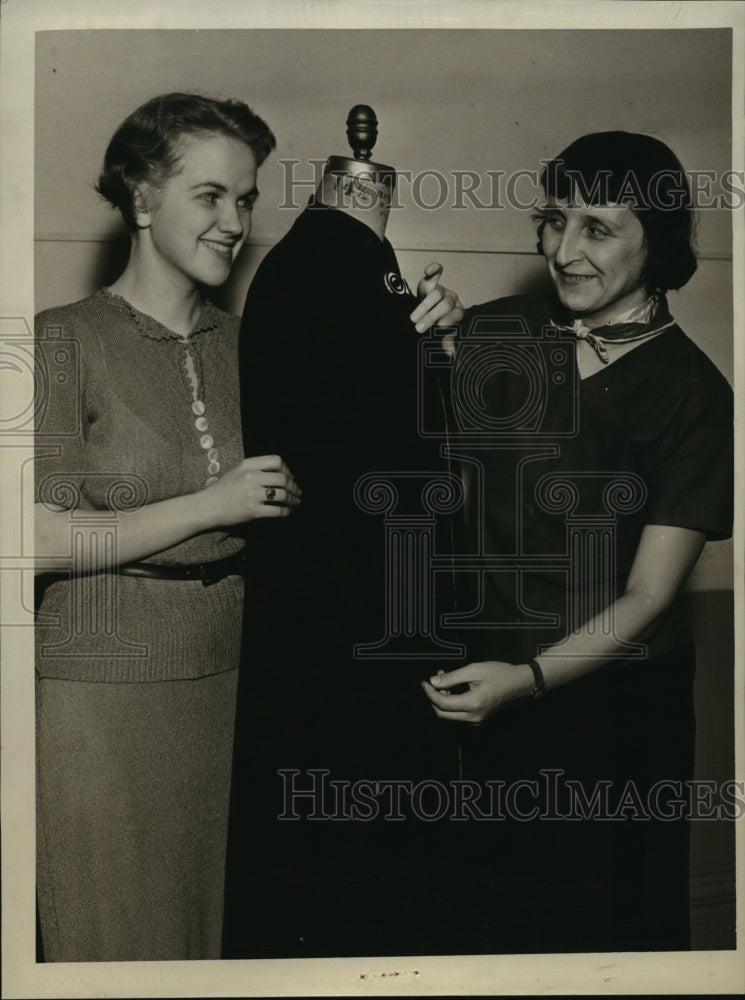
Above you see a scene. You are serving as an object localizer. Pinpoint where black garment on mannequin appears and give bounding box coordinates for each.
[223,202,469,958]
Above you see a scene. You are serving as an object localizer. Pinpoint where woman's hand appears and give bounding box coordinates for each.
[421,660,534,724]
[410,261,464,333]
[421,526,708,721]
[198,454,301,528]
[34,454,302,576]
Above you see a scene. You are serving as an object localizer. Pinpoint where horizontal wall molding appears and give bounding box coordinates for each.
[689,865,736,911]
[688,865,737,951]
[34,233,734,261]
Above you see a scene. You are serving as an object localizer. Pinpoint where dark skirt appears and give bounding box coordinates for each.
[450,644,696,954]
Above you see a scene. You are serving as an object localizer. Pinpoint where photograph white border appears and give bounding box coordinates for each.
[2,1,743,996]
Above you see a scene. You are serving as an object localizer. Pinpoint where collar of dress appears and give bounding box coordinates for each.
[100,287,220,341]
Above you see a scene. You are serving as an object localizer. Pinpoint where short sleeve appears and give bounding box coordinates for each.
[34,307,89,510]
[644,371,733,540]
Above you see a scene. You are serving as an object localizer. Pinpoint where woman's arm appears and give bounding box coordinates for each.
[34,454,301,576]
[422,524,706,723]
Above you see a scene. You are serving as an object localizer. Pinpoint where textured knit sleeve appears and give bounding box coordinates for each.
[34,304,93,511]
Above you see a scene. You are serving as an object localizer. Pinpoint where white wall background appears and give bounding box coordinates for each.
[34,27,736,946]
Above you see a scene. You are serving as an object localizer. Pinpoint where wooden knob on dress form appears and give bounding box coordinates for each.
[346,105,379,162]
[319,104,395,239]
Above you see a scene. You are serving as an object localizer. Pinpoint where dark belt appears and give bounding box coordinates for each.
[118,552,248,587]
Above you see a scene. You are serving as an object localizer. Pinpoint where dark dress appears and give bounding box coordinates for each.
[447,294,734,953]
[223,202,469,958]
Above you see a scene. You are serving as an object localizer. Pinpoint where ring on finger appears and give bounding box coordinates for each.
[264,486,277,502]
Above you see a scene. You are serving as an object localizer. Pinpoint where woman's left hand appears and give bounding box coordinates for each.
[421,660,534,724]
[410,261,464,333]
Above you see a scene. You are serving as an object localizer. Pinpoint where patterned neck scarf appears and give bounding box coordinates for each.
[551,294,676,364]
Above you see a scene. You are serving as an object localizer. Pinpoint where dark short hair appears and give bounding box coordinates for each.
[96,92,277,230]
[538,131,697,292]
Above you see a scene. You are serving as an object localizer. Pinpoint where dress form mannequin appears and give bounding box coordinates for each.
[315,105,395,241]
[223,107,467,960]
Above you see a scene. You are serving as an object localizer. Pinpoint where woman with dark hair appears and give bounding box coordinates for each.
[33,92,301,962]
[423,132,733,952]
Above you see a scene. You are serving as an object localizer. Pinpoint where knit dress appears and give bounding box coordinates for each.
[35,288,245,961]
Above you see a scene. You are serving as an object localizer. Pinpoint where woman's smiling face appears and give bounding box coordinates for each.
[136,131,259,292]
[538,198,649,326]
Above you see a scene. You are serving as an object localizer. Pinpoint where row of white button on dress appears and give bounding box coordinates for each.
[182,347,221,487]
